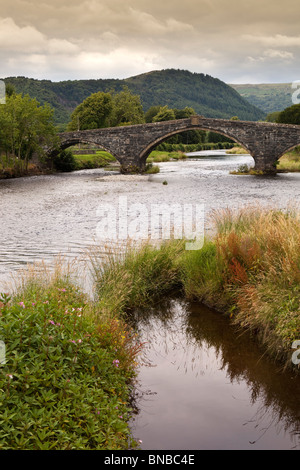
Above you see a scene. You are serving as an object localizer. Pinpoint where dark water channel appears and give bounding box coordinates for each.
[129,297,300,450]
[0,151,299,450]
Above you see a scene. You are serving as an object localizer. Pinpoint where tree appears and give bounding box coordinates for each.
[265,111,281,123]
[110,86,144,126]
[67,92,113,131]
[67,88,145,131]
[276,104,300,125]
[152,106,176,122]
[173,107,196,119]
[0,93,58,168]
[145,106,161,123]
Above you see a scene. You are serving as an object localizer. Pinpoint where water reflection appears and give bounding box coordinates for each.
[129,297,300,450]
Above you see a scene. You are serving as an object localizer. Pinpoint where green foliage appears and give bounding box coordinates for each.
[143,162,160,174]
[276,104,300,125]
[230,83,292,115]
[110,86,145,126]
[125,69,265,121]
[0,93,57,166]
[145,105,162,123]
[265,111,281,122]
[152,105,176,122]
[0,276,140,449]
[74,151,116,170]
[67,92,113,131]
[52,149,78,172]
[67,87,145,131]
[88,240,185,314]
[3,69,265,129]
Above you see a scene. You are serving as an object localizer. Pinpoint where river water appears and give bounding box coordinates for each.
[0,151,299,449]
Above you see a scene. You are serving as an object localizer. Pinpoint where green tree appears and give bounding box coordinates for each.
[145,106,161,123]
[276,104,300,125]
[0,93,57,168]
[265,111,281,123]
[152,106,176,122]
[110,86,145,126]
[173,107,196,119]
[67,92,113,131]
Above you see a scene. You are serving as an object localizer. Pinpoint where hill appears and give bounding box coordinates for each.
[229,83,293,115]
[2,69,265,129]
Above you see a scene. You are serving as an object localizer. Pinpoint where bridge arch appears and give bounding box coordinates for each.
[48,136,120,162]
[138,126,251,164]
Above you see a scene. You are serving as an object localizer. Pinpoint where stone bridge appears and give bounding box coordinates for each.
[51,115,300,173]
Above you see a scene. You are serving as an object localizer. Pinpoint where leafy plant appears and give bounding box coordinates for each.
[0,273,141,449]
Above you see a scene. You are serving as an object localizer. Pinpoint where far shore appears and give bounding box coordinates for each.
[1,146,299,180]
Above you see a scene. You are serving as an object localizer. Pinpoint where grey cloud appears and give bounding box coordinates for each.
[0,0,299,82]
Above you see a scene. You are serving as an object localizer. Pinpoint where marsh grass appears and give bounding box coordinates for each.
[87,206,300,371]
[87,239,185,316]
[181,205,300,369]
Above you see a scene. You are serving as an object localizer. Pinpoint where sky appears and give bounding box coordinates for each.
[0,0,300,84]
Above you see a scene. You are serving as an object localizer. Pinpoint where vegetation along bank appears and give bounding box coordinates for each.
[0,204,299,449]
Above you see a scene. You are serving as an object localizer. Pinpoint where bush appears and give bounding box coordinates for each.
[0,269,141,449]
[53,149,78,172]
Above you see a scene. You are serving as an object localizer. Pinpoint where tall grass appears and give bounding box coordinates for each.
[87,239,185,317]
[88,206,300,372]
[180,206,300,369]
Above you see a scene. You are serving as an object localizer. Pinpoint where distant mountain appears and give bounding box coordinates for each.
[229,83,293,115]
[2,69,265,129]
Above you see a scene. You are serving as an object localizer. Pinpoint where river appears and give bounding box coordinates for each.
[0,150,299,449]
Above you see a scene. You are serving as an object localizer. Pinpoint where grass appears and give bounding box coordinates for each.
[146,150,187,163]
[226,146,249,155]
[73,149,186,170]
[88,206,300,373]
[277,147,300,172]
[144,163,160,174]
[0,206,299,449]
[0,260,142,450]
[73,151,117,170]
[87,239,185,316]
[179,206,300,370]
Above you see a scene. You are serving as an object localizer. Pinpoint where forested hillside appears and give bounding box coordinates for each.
[2,69,265,129]
[230,83,294,114]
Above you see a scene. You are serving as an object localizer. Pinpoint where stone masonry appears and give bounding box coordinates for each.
[51,116,300,173]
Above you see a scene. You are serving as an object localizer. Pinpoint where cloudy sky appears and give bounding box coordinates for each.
[0,0,299,83]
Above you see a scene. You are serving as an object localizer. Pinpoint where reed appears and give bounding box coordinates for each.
[87,239,185,316]
[181,205,300,370]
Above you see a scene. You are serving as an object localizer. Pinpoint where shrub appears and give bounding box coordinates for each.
[0,266,141,449]
[52,149,78,172]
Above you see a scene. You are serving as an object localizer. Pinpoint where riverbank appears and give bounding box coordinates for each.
[0,260,142,450]
[88,205,300,374]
